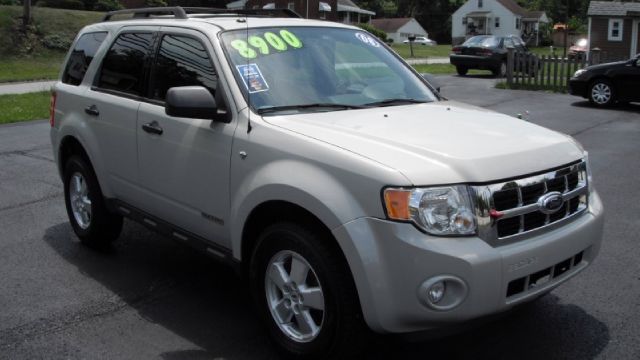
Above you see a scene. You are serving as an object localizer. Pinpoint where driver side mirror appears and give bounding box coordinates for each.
[165,86,230,123]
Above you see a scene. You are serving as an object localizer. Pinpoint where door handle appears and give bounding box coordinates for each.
[142,121,163,135]
[85,105,99,116]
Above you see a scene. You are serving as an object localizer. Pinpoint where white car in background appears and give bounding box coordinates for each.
[403,36,437,46]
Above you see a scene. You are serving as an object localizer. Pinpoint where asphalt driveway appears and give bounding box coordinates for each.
[0,77,639,359]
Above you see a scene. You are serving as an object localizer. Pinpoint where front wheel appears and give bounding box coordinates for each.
[589,79,615,107]
[456,66,468,76]
[63,156,123,248]
[250,222,367,359]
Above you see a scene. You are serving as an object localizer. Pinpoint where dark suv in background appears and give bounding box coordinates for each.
[450,35,534,77]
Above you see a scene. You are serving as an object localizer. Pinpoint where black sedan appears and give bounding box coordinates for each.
[450,35,535,77]
[569,55,640,107]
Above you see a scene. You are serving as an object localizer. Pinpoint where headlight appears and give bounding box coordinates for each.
[573,69,587,78]
[383,185,476,235]
[584,151,593,193]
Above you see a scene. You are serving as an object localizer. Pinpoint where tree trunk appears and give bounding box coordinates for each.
[23,0,31,28]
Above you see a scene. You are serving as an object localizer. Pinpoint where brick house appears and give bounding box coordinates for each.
[587,1,640,61]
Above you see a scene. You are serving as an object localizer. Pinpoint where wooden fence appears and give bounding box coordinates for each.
[504,48,628,91]
[506,48,587,92]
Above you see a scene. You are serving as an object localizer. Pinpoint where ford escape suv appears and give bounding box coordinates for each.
[50,7,604,359]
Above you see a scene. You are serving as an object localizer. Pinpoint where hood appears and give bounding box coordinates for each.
[586,60,628,71]
[263,101,584,185]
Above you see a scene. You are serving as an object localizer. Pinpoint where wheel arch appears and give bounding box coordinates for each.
[57,133,113,198]
[240,200,343,273]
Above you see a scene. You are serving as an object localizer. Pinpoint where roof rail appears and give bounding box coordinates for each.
[102,7,188,21]
[101,6,302,22]
[181,7,302,18]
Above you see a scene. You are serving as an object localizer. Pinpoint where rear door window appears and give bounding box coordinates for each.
[97,32,154,96]
[62,32,107,86]
[150,34,218,101]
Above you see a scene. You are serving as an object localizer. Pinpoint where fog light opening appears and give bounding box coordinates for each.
[418,275,468,311]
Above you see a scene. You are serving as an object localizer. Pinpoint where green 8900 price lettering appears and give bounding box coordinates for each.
[230,30,303,59]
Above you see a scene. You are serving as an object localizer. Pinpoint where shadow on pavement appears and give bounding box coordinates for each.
[457,74,498,79]
[571,101,640,113]
[44,221,609,360]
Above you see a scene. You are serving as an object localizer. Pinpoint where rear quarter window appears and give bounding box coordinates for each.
[62,32,107,86]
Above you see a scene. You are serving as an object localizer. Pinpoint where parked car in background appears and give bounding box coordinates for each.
[403,36,437,46]
[450,35,536,77]
[568,38,589,60]
[569,54,640,107]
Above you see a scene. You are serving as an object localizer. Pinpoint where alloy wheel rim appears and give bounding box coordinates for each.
[592,83,611,104]
[265,250,325,343]
[69,172,92,229]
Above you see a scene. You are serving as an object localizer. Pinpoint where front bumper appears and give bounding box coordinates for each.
[569,78,589,98]
[332,191,604,333]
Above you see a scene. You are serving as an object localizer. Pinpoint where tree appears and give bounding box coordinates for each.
[23,0,31,27]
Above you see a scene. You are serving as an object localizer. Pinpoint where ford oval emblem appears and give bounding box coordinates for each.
[538,192,564,214]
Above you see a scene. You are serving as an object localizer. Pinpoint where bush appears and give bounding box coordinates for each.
[93,0,122,11]
[0,0,19,5]
[145,0,168,6]
[40,0,85,9]
[356,23,387,42]
[42,33,73,50]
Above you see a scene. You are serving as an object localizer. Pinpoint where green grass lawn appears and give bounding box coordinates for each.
[0,91,51,124]
[0,5,103,83]
[413,63,488,76]
[391,44,452,58]
[0,54,64,82]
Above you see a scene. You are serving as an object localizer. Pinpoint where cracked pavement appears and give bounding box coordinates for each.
[0,77,639,359]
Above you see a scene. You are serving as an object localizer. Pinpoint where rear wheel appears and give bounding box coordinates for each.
[63,156,122,248]
[456,66,468,76]
[589,79,615,107]
[493,61,507,77]
[250,222,367,359]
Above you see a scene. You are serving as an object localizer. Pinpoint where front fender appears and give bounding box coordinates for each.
[229,159,366,260]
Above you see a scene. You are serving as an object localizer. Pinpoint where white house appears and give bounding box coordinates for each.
[452,0,549,45]
[370,18,428,44]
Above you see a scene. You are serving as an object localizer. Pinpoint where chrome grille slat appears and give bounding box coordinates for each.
[472,161,589,247]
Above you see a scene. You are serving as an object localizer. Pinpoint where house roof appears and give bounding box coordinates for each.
[588,1,640,16]
[496,0,526,16]
[338,0,375,15]
[370,18,413,33]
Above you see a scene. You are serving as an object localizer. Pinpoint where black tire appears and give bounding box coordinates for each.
[63,155,123,248]
[493,61,507,78]
[250,222,367,359]
[588,79,615,107]
[456,66,468,76]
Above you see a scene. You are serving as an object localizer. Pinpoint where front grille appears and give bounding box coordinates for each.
[473,161,589,246]
[506,250,585,298]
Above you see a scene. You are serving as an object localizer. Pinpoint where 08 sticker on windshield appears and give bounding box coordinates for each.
[230,29,303,59]
[236,64,270,93]
[355,32,380,47]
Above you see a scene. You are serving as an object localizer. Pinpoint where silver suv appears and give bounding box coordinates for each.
[50,7,604,359]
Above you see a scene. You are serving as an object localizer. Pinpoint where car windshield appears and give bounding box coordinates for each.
[463,36,499,47]
[220,27,436,114]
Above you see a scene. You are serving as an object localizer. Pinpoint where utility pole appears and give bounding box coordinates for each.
[563,0,568,58]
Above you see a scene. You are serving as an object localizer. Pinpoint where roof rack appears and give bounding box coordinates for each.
[101,6,302,22]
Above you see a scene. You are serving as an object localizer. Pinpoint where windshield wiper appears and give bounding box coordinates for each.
[363,98,429,107]
[257,103,366,114]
